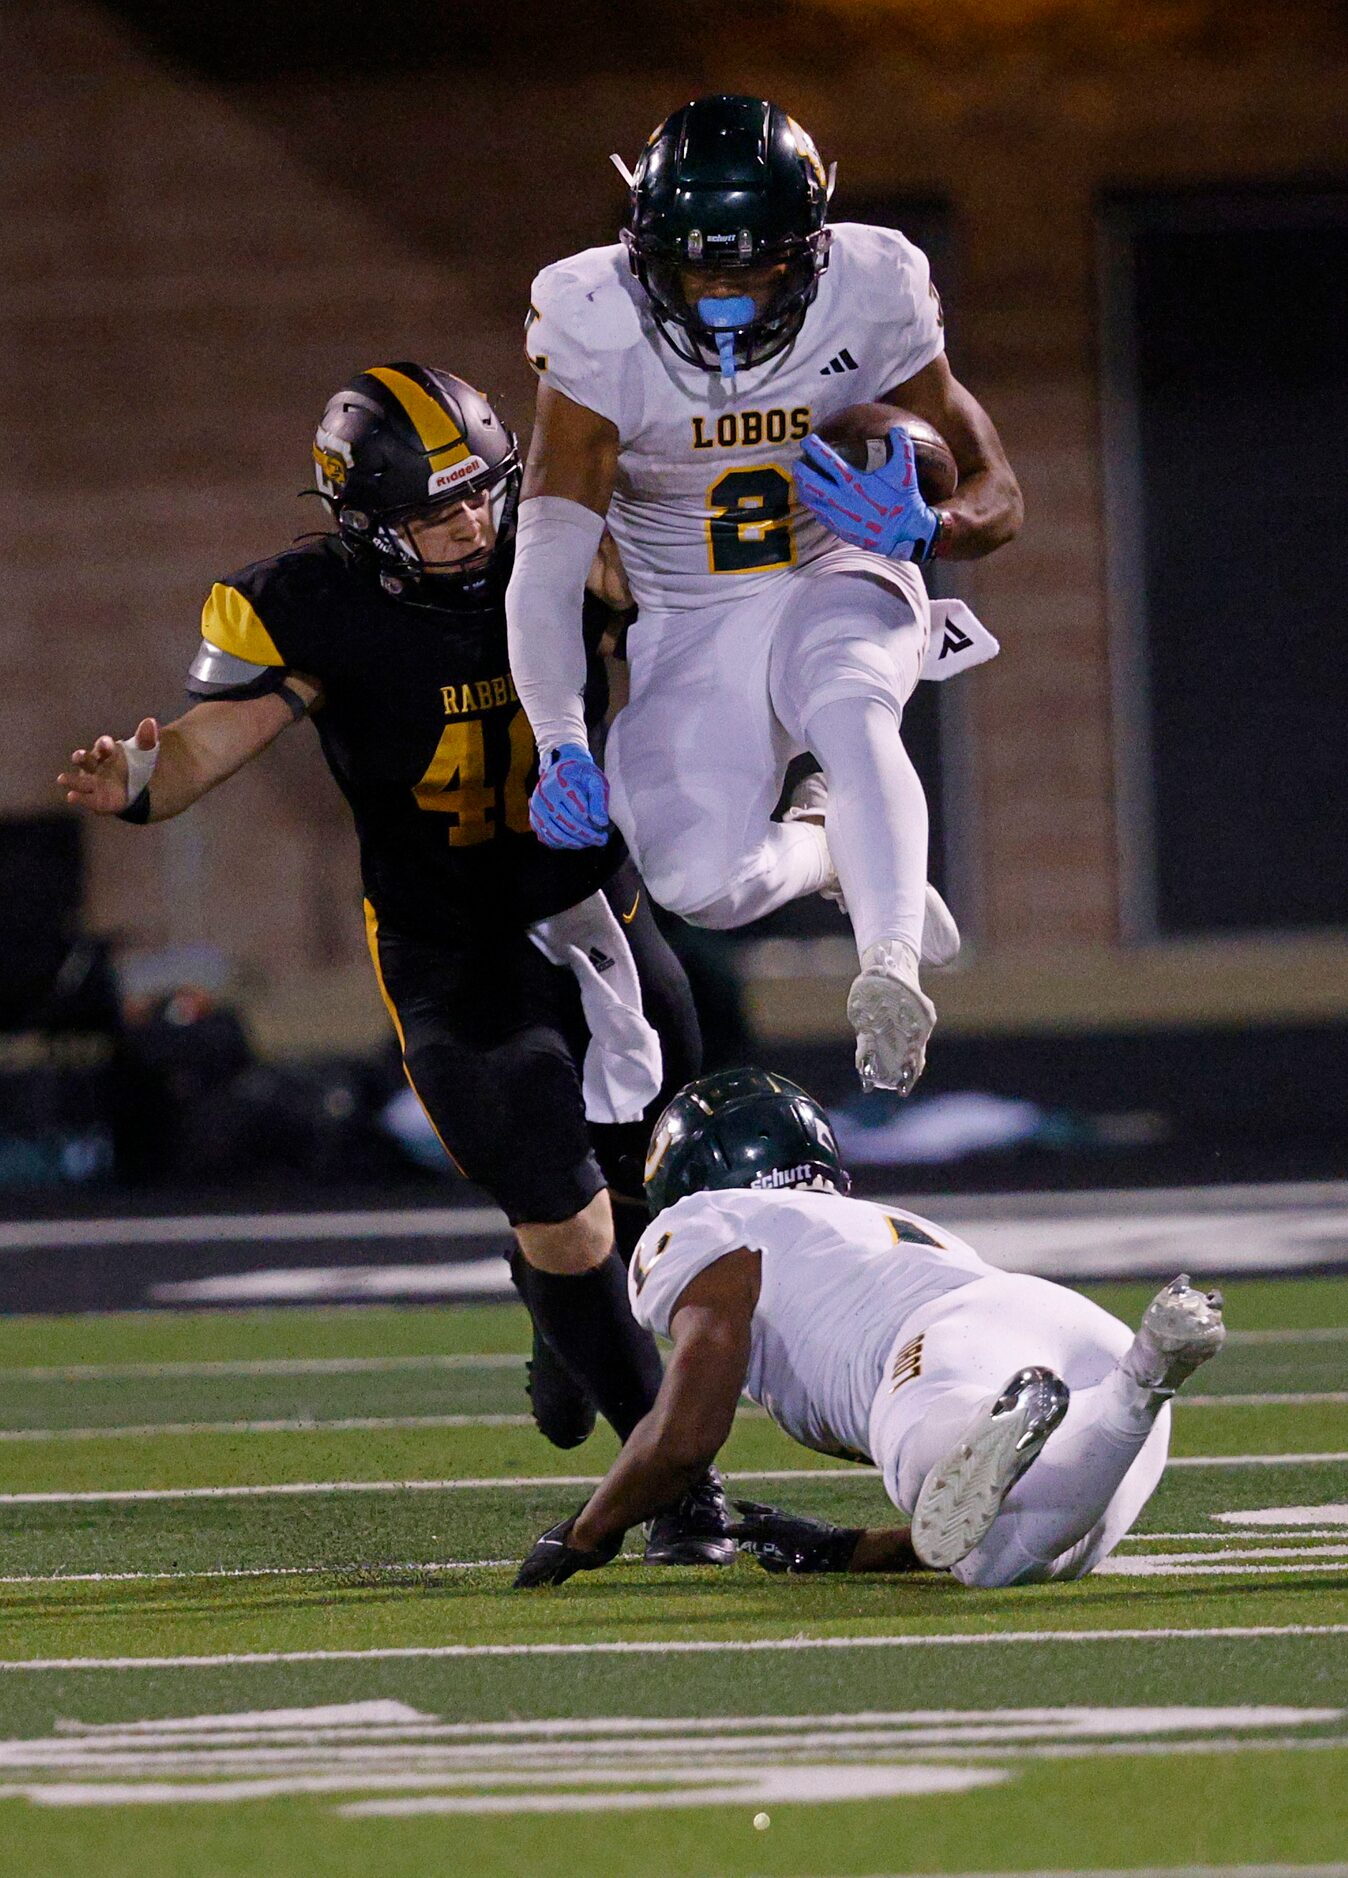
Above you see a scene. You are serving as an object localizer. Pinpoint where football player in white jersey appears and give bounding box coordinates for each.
[515,1069,1226,1588]
[506,95,1023,1095]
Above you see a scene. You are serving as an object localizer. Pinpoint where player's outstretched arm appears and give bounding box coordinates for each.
[515,1252,757,1586]
[58,685,317,824]
[508,385,622,849]
[882,353,1023,560]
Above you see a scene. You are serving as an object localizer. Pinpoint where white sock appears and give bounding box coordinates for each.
[803,694,929,961]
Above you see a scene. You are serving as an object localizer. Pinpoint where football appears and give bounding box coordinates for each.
[814,402,959,502]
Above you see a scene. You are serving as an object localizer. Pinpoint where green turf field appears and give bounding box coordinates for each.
[0,1275,1344,1877]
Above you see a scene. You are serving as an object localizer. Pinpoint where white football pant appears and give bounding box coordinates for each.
[605,552,931,960]
[869,1272,1171,1586]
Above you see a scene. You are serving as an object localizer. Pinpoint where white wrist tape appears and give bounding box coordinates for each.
[118,732,160,803]
[506,495,607,756]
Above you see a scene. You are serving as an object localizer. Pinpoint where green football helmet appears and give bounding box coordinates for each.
[643,1067,850,1216]
[618,95,834,379]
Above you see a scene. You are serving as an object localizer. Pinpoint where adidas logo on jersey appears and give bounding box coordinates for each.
[819,348,859,376]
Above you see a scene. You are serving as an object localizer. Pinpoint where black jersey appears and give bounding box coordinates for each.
[186,537,624,941]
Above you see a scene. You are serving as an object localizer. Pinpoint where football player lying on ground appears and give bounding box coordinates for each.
[516,1069,1225,1587]
[59,363,736,1566]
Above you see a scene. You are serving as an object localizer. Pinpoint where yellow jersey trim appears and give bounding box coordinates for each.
[363,898,466,1176]
[200,583,286,667]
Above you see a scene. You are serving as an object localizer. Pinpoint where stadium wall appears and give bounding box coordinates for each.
[8,3,1347,1053]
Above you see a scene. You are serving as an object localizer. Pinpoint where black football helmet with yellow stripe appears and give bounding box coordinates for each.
[644,1067,850,1216]
[619,96,834,378]
[312,364,521,601]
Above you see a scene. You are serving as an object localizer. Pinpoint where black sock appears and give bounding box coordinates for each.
[610,1196,650,1268]
[514,1249,664,1442]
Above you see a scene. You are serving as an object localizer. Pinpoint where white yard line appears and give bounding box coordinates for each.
[2,1622,1345,1673]
[1097,1560,1348,1578]
[1112,1544,1348,1563]
[0,1415,534,1442]
[0,1208,505,1253]
[1122,1530,1348,1542]
[0,1398,1334,1442]
[0,1560,520,1586]
[7,1544,1344,1591]
[0,1467,860,1506]
[2,1454,1344,1507]
[1168,1452,1348,1468]
[1224,1328,1348,1344]
[1180,1393,1348,1407]
[805,1865,1348,1877]
[0,1354,523,1382]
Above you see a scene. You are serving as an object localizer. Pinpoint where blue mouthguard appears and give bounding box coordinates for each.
[697,295,755,383]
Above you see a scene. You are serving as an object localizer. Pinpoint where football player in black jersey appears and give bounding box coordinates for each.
[60,362,731,1566]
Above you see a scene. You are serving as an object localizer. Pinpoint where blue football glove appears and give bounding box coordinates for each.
[793,424,942,563]
[529,742,610,850]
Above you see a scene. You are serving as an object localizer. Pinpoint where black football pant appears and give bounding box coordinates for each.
[365,858,702,1224]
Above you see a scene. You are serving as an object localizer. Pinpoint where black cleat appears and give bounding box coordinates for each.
[644,1467,738,1567]
[525,1329,597,1451]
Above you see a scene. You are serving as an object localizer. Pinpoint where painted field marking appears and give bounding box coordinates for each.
[0,1398,1336,1442]
[1225,1328,1348,1344]
[1097,1559,1348,1578]
[0,1560,522,1587]
[1168,1452,1348,1468]
[0,1354,523,1382]
[0,1414,534,1443]
[0,1208,504,1253]
[1215,1506,1348,1526]
[1121,1530,1348,1541]
[6,1542,1344,1592]
[0,1468,856,1506]
[2,1621,1345,1672]
[798,1866,1348,1877]
[3,1454,1346,1507]
[1180,1393,1348,1408]
[148,1262,513,1304]
[1,1702,1343,1821]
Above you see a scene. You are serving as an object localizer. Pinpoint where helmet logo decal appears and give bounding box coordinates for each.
[312,424,353,497]
[643,1115,677,1184]
[750,1162,828,1190]
[786,115,828,190]
[428,454,489,497]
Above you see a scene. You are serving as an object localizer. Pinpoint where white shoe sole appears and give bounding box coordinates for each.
[847,971,936,1095]
[912,1367,1071,1570]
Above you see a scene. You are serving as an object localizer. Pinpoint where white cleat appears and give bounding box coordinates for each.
[1120,1274,1226,1395]
[920,882,961,968]
[912,1366,1071,1571]
[783,773,961,966]
[847,940,936,1095]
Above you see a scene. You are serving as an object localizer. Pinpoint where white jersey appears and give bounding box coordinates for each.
[526,223,945,615]
[628,1186,989,1463]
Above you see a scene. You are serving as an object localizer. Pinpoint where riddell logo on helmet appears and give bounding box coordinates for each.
[428,455,488,497]
[751,1164,815,1190]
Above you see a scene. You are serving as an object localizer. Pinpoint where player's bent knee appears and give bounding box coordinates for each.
[516,1189,614,1275]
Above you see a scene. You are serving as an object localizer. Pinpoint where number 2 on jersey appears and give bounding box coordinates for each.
[412,710,533,846]
[706,465,795,575]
